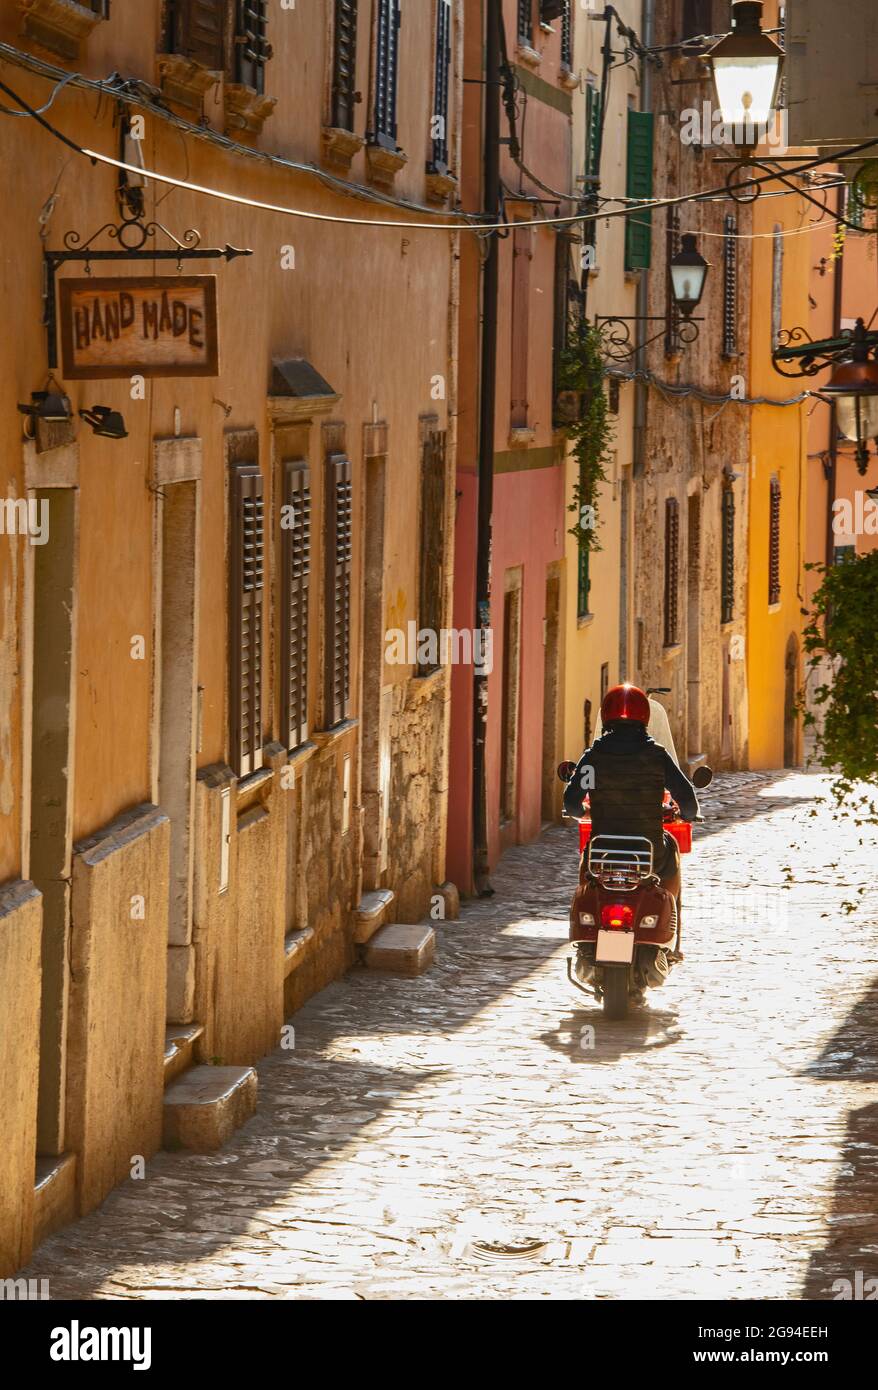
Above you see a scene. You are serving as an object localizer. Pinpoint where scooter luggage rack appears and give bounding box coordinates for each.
[587,834,654,888]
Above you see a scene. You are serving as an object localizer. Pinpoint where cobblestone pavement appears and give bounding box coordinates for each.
[23,772,878,1300]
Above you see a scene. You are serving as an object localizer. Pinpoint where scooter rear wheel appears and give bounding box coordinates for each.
[602,966,629,1020]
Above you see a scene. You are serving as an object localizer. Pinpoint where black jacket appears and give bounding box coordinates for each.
[563,721,699,862]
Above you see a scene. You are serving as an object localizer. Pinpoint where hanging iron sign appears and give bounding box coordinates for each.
[58,275,219,379]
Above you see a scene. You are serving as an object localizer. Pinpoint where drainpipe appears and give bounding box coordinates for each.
[824,182,844,570]
[627,0,654,680]
[472,0,502,896]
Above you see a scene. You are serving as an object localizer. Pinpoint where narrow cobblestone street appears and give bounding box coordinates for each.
[24,772,878,1300]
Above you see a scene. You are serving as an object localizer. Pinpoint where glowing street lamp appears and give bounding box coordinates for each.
[670,234,709,319]
[707,1,784,145]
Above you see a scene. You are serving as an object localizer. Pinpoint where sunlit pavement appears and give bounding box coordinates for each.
[23,772,878,1300]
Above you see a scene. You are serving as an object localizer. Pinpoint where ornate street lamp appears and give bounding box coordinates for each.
[669,234,709,318]
[774,317,878,475]
[706,1,784,147]
[597,234,710,362]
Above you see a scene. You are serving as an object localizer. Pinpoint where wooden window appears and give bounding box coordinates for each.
[624,110,654,271]
[721,486,735,624]
[229,459,264,778]
[681,0,712,40]
[324,454,353,728]
[517,0,533,45]
[281,461,311,751]
[664,204,681,356]
[331,0,359,132]
[768,477,781,605]
[500,580,522,822]
[371,0,401,150]
[560,0,572,68]
[663,497,680,647]
[418,428,447,676]
[235,0,271,92]
[429,0,452,174]
[511,224,532,429]
[577,459,591,620]
[722,214,738,358]
[168,0,226,68]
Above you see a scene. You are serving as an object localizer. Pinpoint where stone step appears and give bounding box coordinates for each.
[33,1153,76,1250]
[354,888,396,944]
[364,922,435,976]
[163,1023,204,1087]
[162,1065,257,1153]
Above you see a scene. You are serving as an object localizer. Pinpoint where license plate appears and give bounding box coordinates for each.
[596,929,635,964]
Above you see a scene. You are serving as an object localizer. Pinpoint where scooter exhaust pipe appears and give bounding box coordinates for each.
[566,955,594,997]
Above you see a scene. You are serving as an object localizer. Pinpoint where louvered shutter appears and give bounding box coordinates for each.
[324,455,352,728]
[511,225,532,428]
[540,1,565,22]
[560,0,572,68]
[722,214,738,357]
[418,430,447,675]
[331,0,359,131]
[230,462,264,778]
[768,478,781,605]
[373,0,401,148]
[282,462,311,750]
[681,0,713,40]
[235,0,271,92]
[429,0,452,173]
[721,486,735,624]
[171,0,225,68]
[624,110,654,271]
[584,83,602,180]
[664,497,679,647]
[517,0,532,43]
[665,205,681,355]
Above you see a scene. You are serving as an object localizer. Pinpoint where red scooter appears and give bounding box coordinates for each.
[557,763,712,1019]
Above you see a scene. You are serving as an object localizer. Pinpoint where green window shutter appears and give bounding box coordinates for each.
[585,84,602,180]
[625,109,654,271]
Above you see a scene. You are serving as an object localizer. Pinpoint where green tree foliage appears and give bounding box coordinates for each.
[800,550,878,818]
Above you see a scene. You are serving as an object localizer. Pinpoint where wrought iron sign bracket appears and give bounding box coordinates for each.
[772,323,878,379]
[43,212,252,369]
[596,314,703,363]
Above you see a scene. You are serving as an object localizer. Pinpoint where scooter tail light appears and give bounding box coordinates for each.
[600,903,634,929]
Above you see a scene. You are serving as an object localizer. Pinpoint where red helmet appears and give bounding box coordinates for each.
[601,683,650,726]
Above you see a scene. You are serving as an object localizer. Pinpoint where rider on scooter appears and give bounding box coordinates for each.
[562,684,700,948]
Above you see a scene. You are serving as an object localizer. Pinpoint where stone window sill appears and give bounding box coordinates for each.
[662,642,683,660]
[19,0,103,59]
[509,426,536,448]
[366,143,408,192]
[312,717,359,752]
[156,53,221,110]
[577,612,594,629]
[516,44,541,69]
[425,169,458,206]
[558,65,579,91]
[225,84,277,136]
[321,125,364,174]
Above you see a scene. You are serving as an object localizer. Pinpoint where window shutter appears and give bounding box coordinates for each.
[418,429,447,675]
[768,478,781,605]
[230,461,264,778]
[664,204,681,356]
[324,455,352,728]
[560,0,572,68]
[583,81,602,184]
[722,214,738,357]
[235,0,271,92]
[281,461,311,751]
[170,0,225,68]
[511,224,532,428]
[88,0,111,15]
[517,0,533,44]
[331,0,359,132]
[681,0,713,40]
[540,0,565,22]
[372,0,401,149]
[721,486,735,623]
[429,0,452,173]
[624,110,654,271]
[663,497,679,647]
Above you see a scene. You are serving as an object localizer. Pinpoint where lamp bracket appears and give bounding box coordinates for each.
[596,314,702,363]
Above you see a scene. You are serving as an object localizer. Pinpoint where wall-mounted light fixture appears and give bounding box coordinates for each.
[774,317,878,476]
[79,405,129,440]
[17,377,72,429]
[706,1,784,147]
[597,234,710,362]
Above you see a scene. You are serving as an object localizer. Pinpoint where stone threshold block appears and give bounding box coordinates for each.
[354,888,396,944]
[162,1066,257,1153]
[163,1024,204,1087]
[33,1154,76,1251]
[364,922,435,976]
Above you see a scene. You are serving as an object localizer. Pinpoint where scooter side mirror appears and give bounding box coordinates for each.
[692,765,713,789]
[557,761,577,783]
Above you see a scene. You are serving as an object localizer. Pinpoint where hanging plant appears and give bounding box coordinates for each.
[558,318,615,556]
[798,550,878,820]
